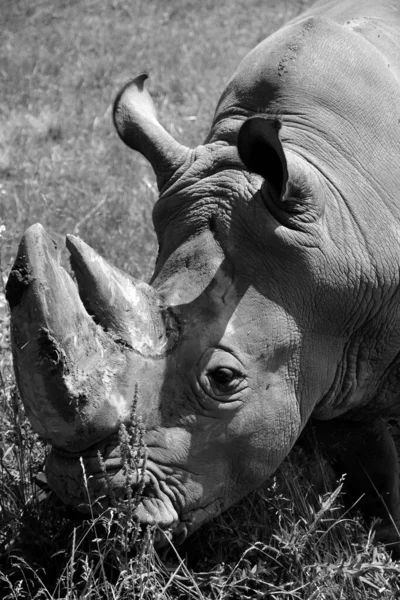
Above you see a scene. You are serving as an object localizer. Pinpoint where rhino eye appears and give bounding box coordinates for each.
[199,349,247,401]
[211,367,236,385]
[208,367,244,395]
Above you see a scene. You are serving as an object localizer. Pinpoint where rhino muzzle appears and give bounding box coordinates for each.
[6,223,177,452]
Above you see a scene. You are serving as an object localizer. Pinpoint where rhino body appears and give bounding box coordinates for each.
[6,0,400,548]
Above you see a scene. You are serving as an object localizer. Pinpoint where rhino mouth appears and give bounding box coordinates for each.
[45,433,188,545]
[46,433,139,503]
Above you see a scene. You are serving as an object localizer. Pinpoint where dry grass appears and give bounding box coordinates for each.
[1,0,400,597]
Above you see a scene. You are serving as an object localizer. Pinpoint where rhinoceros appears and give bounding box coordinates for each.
[5,0,400,549]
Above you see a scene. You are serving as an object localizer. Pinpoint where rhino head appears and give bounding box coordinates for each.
[6,74,342,544]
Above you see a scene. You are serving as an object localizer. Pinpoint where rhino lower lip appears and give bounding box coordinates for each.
[51,432,121,458]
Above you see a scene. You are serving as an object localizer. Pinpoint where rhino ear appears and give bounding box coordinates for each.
[113,74,190,190]
[237,117,289,201]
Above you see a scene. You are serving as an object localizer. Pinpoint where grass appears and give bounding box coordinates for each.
[1,0,400,597]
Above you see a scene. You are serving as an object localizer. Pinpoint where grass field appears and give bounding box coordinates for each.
[1,0,400,597]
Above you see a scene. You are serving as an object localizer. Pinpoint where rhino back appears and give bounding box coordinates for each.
[303,0,400,81]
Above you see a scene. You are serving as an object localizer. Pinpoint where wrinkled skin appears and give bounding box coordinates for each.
[6,0,400,549]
